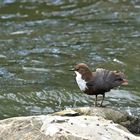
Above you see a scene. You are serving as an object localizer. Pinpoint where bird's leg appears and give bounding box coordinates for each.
[100,93,105,107]
[94,94,98,107]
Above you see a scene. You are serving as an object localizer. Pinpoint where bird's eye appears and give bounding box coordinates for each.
[76,68,79,71]
[116,77,123,81]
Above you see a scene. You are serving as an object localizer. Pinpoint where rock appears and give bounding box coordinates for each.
[0,107,140,140]
[75,107,140,135]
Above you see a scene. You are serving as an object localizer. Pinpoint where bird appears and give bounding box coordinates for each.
[70,63,128,107]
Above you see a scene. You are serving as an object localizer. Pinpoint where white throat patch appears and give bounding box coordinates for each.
[75,71,87,91]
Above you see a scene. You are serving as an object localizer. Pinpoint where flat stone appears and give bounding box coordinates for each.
[0,107,140,140]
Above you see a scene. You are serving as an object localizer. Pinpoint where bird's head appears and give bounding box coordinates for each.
[70,63,92,76]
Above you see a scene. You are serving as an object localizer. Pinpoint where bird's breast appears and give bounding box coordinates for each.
[75,71,88,91]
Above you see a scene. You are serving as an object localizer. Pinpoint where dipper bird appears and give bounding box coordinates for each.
[71,63,128,107]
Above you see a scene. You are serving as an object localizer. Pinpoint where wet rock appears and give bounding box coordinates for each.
[0,107,140,140]
[72,107,140,135]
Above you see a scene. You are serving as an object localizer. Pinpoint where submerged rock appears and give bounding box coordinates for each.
[0,107,139,140]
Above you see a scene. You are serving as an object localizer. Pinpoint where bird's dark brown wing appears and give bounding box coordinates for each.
[86,68,126,92]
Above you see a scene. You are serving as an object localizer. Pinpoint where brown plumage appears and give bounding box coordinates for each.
[71,63,128,106]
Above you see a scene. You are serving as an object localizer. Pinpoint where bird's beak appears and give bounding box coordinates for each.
[69,68,75,71]
[122,79,128,85]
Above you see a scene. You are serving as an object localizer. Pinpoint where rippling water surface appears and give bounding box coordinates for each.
[0,0,140,119]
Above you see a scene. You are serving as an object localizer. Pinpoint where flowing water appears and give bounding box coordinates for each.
[0,0,140,119]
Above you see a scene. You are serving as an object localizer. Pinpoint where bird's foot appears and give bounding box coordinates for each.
[99,104,106,108]
[94,104,97,107]
[94,102,98,107]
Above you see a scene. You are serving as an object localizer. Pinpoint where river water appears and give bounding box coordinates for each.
[0,0,140,119]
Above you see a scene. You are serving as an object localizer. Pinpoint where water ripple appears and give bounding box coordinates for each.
[0,0,140,119]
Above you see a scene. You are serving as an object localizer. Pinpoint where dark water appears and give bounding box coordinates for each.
[0,0,140,119]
